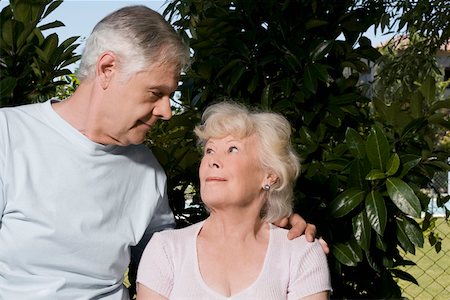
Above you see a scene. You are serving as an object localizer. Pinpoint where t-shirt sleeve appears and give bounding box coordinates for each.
[0,169,4,222]
[147,187,176,232]
[0,111,6,220]
[136,232,174,298]
[131,175,176,265]
[288,239,331,299]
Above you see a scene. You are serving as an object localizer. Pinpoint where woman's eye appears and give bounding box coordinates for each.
[228,146,238,153]
[205,148,214,154]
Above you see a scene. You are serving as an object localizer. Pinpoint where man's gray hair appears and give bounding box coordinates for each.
[77,5,190,81]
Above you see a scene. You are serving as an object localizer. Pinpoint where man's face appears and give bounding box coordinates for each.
[100,63,179,146]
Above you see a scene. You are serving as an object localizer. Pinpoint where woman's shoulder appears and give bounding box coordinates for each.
[153,221,204,244]
[270,225,322,254]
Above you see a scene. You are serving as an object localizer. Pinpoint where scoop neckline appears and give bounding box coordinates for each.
[192,220,274,299]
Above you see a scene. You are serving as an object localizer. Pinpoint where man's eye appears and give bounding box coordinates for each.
[228,146,238,153]
[151,91,162,98]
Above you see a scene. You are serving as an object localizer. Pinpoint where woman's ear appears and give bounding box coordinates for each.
[96,51,116,89]
[266,172,279,186]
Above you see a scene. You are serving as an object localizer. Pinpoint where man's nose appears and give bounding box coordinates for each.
[153,96,172,120]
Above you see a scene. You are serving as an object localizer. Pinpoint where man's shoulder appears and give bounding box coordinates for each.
[0,101,48,123]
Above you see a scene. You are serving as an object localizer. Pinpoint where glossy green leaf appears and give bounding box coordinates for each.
[298,126,318,154]
[329,93,361,105]
[41,33,59,63]
[216,59,241,78]
[247,75,258,93]
[42,0,63,18]
[391,269,418,285]
[375,233,387,251]
[385,153,400,176]
[352,211,371,250]
[386,177,421,217]
[345,128,365,158]
[399,155,421,177]
[348,159,368,190]
[0,77,17,98]
[428,112,450,128]
[332,242,362,266]
[365,169,386,180]
[13,2,32,23]
[419,75,436,104]
[359,36,371,47]
[435,241,442,253]
[60,36,80,50]
[1,19,14,47]
[261,84,272,109]
[410,92,423,118]
[16,23,35,50]
[313,63,329,82]
[403,217,424,247]
[39,20,64,31]
[429,99,450,112]
[304,64,318,93]
[227,67,245,93]
[365,250,382,272]
[396,219,415,254]
[365,125,390,170]
[328,188,365,218]
[426,160,450,171]
[311,40,333,61]
[365,191,387,235]
[382,256,394,268]
[305,19,328,30]
[60,55,81,68]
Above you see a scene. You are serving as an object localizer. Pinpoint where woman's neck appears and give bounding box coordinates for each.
[201,211,268,242]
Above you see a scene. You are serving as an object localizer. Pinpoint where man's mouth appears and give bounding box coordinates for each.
[138,120,152,128]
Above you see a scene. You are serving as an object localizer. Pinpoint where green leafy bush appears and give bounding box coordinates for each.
[0,0,81,106]
[148,0,450,298]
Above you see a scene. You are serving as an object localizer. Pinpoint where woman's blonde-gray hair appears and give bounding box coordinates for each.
[194,101,301,222]
[77,5,190,82]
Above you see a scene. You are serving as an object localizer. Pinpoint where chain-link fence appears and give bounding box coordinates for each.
[400,171,449,300]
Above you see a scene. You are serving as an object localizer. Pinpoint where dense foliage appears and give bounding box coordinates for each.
[147,0,450,298]
[0,0,80,106]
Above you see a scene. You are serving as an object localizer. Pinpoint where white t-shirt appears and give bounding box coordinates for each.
[0,100,175,300]
[137,221,331,300]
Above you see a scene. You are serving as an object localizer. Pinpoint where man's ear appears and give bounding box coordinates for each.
[96,51,116,89]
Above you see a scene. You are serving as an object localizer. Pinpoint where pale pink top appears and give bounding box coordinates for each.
[137,221,331,300]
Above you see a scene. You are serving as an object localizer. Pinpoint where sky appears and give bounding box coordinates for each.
[0,0,395,71]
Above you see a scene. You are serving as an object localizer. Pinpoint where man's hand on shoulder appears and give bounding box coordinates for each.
[273,213,329,255]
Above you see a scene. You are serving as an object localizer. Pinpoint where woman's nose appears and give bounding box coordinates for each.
[208,156,221,168]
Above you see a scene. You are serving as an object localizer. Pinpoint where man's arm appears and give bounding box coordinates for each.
[131,176,176,264]
[0,175,4,224]
[129,189,175,297]
[0,113,6,223]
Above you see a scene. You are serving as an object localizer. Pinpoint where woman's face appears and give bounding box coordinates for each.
[199,134,268,211]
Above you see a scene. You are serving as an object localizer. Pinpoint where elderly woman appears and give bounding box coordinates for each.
[136,102,331,300]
